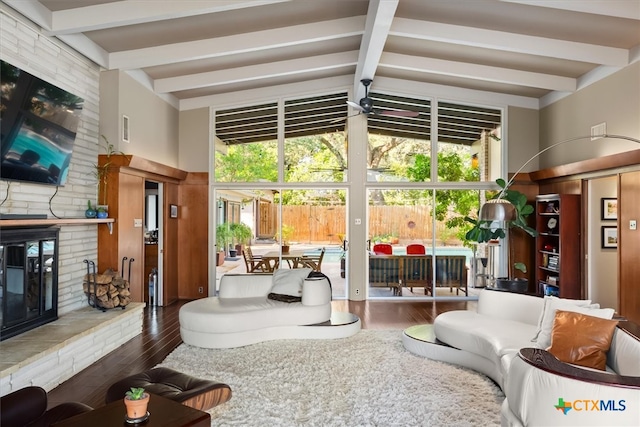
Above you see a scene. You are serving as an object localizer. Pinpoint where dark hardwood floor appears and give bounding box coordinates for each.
[47,298,475,409]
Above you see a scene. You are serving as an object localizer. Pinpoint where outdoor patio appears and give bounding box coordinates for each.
[215,243,482,299]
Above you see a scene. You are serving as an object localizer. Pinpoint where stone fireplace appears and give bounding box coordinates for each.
[0,226,59,341]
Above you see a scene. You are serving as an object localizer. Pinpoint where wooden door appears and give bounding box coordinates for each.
[163,182,180,305]
[619,171,640,323]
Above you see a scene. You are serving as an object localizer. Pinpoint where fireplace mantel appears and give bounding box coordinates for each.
[1,218,115,232]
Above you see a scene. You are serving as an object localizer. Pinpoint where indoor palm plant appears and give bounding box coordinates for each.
[465,178,537,289]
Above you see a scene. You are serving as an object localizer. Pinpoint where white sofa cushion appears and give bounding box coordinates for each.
[607,328,640,376]
[179,294,330,334]
[531,296,593,341]
[218,274,273,298]
[271,268,312,297]
[476,289,544,326]
[434,310,537,367]
[534,304,614,349]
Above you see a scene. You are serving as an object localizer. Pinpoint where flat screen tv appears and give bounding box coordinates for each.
[1,60,84,186]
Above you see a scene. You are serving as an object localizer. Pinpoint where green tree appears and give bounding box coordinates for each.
[406,150,480,243]
[214,141,278,182]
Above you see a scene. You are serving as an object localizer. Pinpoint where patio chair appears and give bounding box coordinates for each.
[298,247,325,271]
[406,243,426,255]
[243,247,270,273]
[434,255,468,295]
[372,243,393,255]
[369,255,401,295]
[402,255,432,294]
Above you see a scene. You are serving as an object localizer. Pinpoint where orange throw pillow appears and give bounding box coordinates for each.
[547,309,619,371]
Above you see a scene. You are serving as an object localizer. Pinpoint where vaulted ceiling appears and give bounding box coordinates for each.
[3,0,639,113]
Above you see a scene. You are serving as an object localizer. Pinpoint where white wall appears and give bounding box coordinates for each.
[539,62,640,168]
[0,8,102,314]
[100,70,180,167]
[587,176,618,310]
[178,107,210,172]
[507,106,539,173]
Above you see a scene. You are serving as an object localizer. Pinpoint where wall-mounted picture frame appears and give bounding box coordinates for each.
[601,226,617,249]
[601,197,617,220]
[170,204,178,219]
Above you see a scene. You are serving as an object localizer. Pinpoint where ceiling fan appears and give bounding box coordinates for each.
[346,79,420,118]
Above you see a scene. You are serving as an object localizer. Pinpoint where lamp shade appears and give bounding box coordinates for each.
[479,198,516,222]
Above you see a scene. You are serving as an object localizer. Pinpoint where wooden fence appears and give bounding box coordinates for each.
[274,205,460,245]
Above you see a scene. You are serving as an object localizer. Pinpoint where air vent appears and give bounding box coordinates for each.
[591,122,606,140]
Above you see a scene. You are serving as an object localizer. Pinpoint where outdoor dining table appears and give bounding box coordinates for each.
[260,250,307,272]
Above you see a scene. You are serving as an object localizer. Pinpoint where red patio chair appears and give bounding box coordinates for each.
[372,243,393,255]
[406,244,426,255]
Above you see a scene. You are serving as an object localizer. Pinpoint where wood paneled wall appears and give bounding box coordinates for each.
[532,151,640,323]
[509,180,539,290]
[98,169,144,301]
[538,179,581,196]
[164,182,180,305]
[98,155,187,305]
[619,171,640,323]
[177,173,209,299]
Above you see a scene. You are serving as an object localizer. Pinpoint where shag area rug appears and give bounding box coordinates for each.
[158,330,504,426]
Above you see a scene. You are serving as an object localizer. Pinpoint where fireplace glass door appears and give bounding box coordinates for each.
[0,227,58,340]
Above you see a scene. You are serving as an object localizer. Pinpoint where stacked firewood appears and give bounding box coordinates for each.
[83,268,131,309]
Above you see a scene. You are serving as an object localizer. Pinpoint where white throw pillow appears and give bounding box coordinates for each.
[270,268,312,297]
[535,304,614,350]
[531,296,592,342]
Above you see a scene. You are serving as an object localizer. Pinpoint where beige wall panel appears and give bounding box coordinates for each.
[179,108,210,172]
[100,71,180,167]
[540,63,640,169]
[507,106,539,173]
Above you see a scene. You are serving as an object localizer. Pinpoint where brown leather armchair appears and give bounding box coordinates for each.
[0,386,92,427]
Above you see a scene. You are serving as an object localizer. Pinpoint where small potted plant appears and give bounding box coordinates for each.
[230,222,253,254]
[216,223,232,264]
[85,200,97,218]
[124,387,150,420]
[96,205,108,219]
[93,135,127,209]
[275,224,295,253]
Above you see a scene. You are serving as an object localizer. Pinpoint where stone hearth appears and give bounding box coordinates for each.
[0,303,144,396]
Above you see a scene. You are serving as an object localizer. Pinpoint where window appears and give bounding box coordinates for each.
[284,93,348,183]
[215,94,349,183]
[214,102,278,182]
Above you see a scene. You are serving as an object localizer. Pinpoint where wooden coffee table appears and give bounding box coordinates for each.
[52,393,210,427]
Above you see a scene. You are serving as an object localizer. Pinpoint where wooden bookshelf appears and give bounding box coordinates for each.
[535,194,581,298]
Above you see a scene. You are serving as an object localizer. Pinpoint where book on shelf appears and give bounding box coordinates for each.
[547,276,559,286]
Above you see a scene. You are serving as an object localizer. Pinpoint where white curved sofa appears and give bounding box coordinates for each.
[180,272,360,349]
[402,289,640,426]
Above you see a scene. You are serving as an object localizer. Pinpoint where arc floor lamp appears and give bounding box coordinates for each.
[479,133,640,222]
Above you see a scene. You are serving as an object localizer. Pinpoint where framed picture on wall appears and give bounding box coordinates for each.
[170,204,178,218]
[601,226,617,249]
[601,198,617,220]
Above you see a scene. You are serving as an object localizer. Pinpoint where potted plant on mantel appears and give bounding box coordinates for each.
[464,178,537,292]
[92,135,127,216]
[124,387,150,421]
